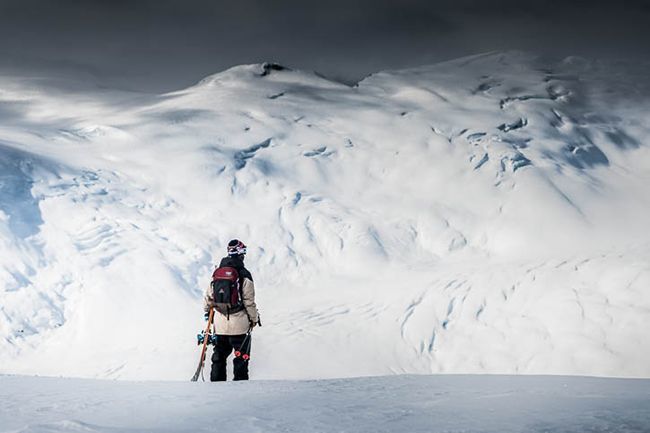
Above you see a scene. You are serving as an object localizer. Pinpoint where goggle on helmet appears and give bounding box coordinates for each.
[227,239,247,256]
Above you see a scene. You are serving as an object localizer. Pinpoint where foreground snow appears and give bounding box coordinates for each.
[1,374,649,433]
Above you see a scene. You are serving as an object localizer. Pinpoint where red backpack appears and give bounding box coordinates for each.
[211,266,245,317]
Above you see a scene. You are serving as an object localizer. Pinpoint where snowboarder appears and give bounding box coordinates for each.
[203,239,260,381]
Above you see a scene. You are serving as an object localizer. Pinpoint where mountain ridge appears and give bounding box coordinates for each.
[1,51,648,380]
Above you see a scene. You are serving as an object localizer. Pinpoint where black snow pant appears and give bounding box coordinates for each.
[210,334,251,381]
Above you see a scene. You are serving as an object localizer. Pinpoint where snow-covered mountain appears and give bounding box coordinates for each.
[1,51,649,380]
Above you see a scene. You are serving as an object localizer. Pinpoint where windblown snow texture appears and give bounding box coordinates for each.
[1,375,650,433]
[0,52,649,380]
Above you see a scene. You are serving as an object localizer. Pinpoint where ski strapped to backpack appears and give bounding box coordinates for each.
[211,266,245,319]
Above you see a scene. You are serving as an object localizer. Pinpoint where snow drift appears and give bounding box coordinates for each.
[0,52,649,380]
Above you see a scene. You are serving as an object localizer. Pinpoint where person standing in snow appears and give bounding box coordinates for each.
[203,239,260,381]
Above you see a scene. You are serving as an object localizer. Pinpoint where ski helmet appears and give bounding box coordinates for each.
[227,239,247,256]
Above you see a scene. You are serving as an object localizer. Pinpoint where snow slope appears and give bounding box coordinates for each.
[1,375,650,433]
[1,52,649,380]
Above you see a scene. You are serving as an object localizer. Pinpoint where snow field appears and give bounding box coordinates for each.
[2,374,650,433]
[1,52,649,380]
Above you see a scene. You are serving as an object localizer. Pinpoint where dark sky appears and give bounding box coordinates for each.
[0,0,648,92]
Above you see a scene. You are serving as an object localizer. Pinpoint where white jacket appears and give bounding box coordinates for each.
[204,277,259,335]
